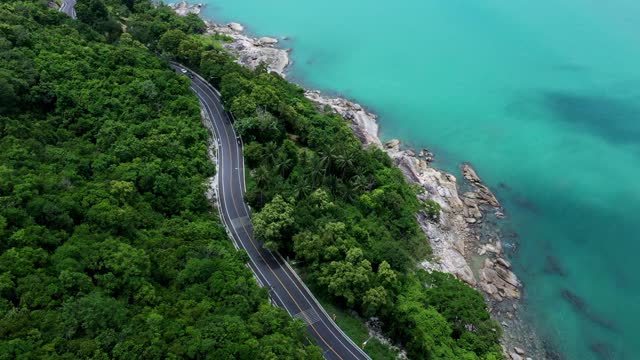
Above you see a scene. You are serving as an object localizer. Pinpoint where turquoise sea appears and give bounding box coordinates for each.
[201,1,640,358]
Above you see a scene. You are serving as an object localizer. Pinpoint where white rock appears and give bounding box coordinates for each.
[384,139,401,152]
[514,347,525,355]
[169,1,202,16]
[258,37,279,45]
[228,22,244,32]
[510,352,523,360]
[497,258,512,269]
[305,90,381,147]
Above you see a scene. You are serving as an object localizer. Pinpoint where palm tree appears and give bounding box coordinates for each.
[309,156,325,189]
[293,179,313,200]
[334,149,355,179]
[275,155,293,178]
[263,141,278,166]
[318,149,332,174]
[253,165,271,205]
[254,164,271,188]
[349,174,365,194]
[298,148,310,167]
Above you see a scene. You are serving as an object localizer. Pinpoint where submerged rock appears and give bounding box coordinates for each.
[561,289,619,332]
[589,342,615,360]
[544,255,567,277]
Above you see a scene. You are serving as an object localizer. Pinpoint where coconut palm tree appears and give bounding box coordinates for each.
[334,149,355,179]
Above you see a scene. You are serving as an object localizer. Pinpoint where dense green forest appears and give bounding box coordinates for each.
[0,1,322,358]
[0,0,504,359]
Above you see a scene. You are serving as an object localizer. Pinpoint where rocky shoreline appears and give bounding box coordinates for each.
[169,2,544,359]
[168,2,290,76]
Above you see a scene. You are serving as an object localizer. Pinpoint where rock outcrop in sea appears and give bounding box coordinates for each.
[302,91,522,304]
[168,1,203,16]
[386,142,522,301]
[205,22,290,76]
[169,2,291,76]
[304,90,382,147]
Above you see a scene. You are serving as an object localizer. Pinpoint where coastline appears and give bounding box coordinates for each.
[169,2,545,358]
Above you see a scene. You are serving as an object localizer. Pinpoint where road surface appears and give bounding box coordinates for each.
[59,0,77,19]
[170,62,371,360]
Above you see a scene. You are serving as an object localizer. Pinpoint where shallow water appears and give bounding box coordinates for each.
[201,1,640,358]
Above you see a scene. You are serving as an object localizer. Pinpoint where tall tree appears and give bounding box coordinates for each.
[252,195,294,252]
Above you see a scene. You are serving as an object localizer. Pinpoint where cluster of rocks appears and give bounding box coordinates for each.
[417,148,435,163]
[169,2,290,76]
[480,257,521,301]
[366,318,408,359]
[204,21,290,76]
[304,90,382,147]
[168,1,203,16]
[380,139,529,356]
[461,163,504,220]
[379,139,521,298]
[509,346,532,360]
[301,91,524,304]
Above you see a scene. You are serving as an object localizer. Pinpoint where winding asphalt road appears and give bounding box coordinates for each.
[59,0,77,19]
[170,63,371,360]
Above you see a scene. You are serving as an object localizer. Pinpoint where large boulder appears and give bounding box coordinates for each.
[461,163,501,207]
[509,352,523,360]
[169,1,202,16]
[384,139,401,153]
[228,22,244,32]
[258,37,279,45]
[480,258,521,301]
[304,91,382,147]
